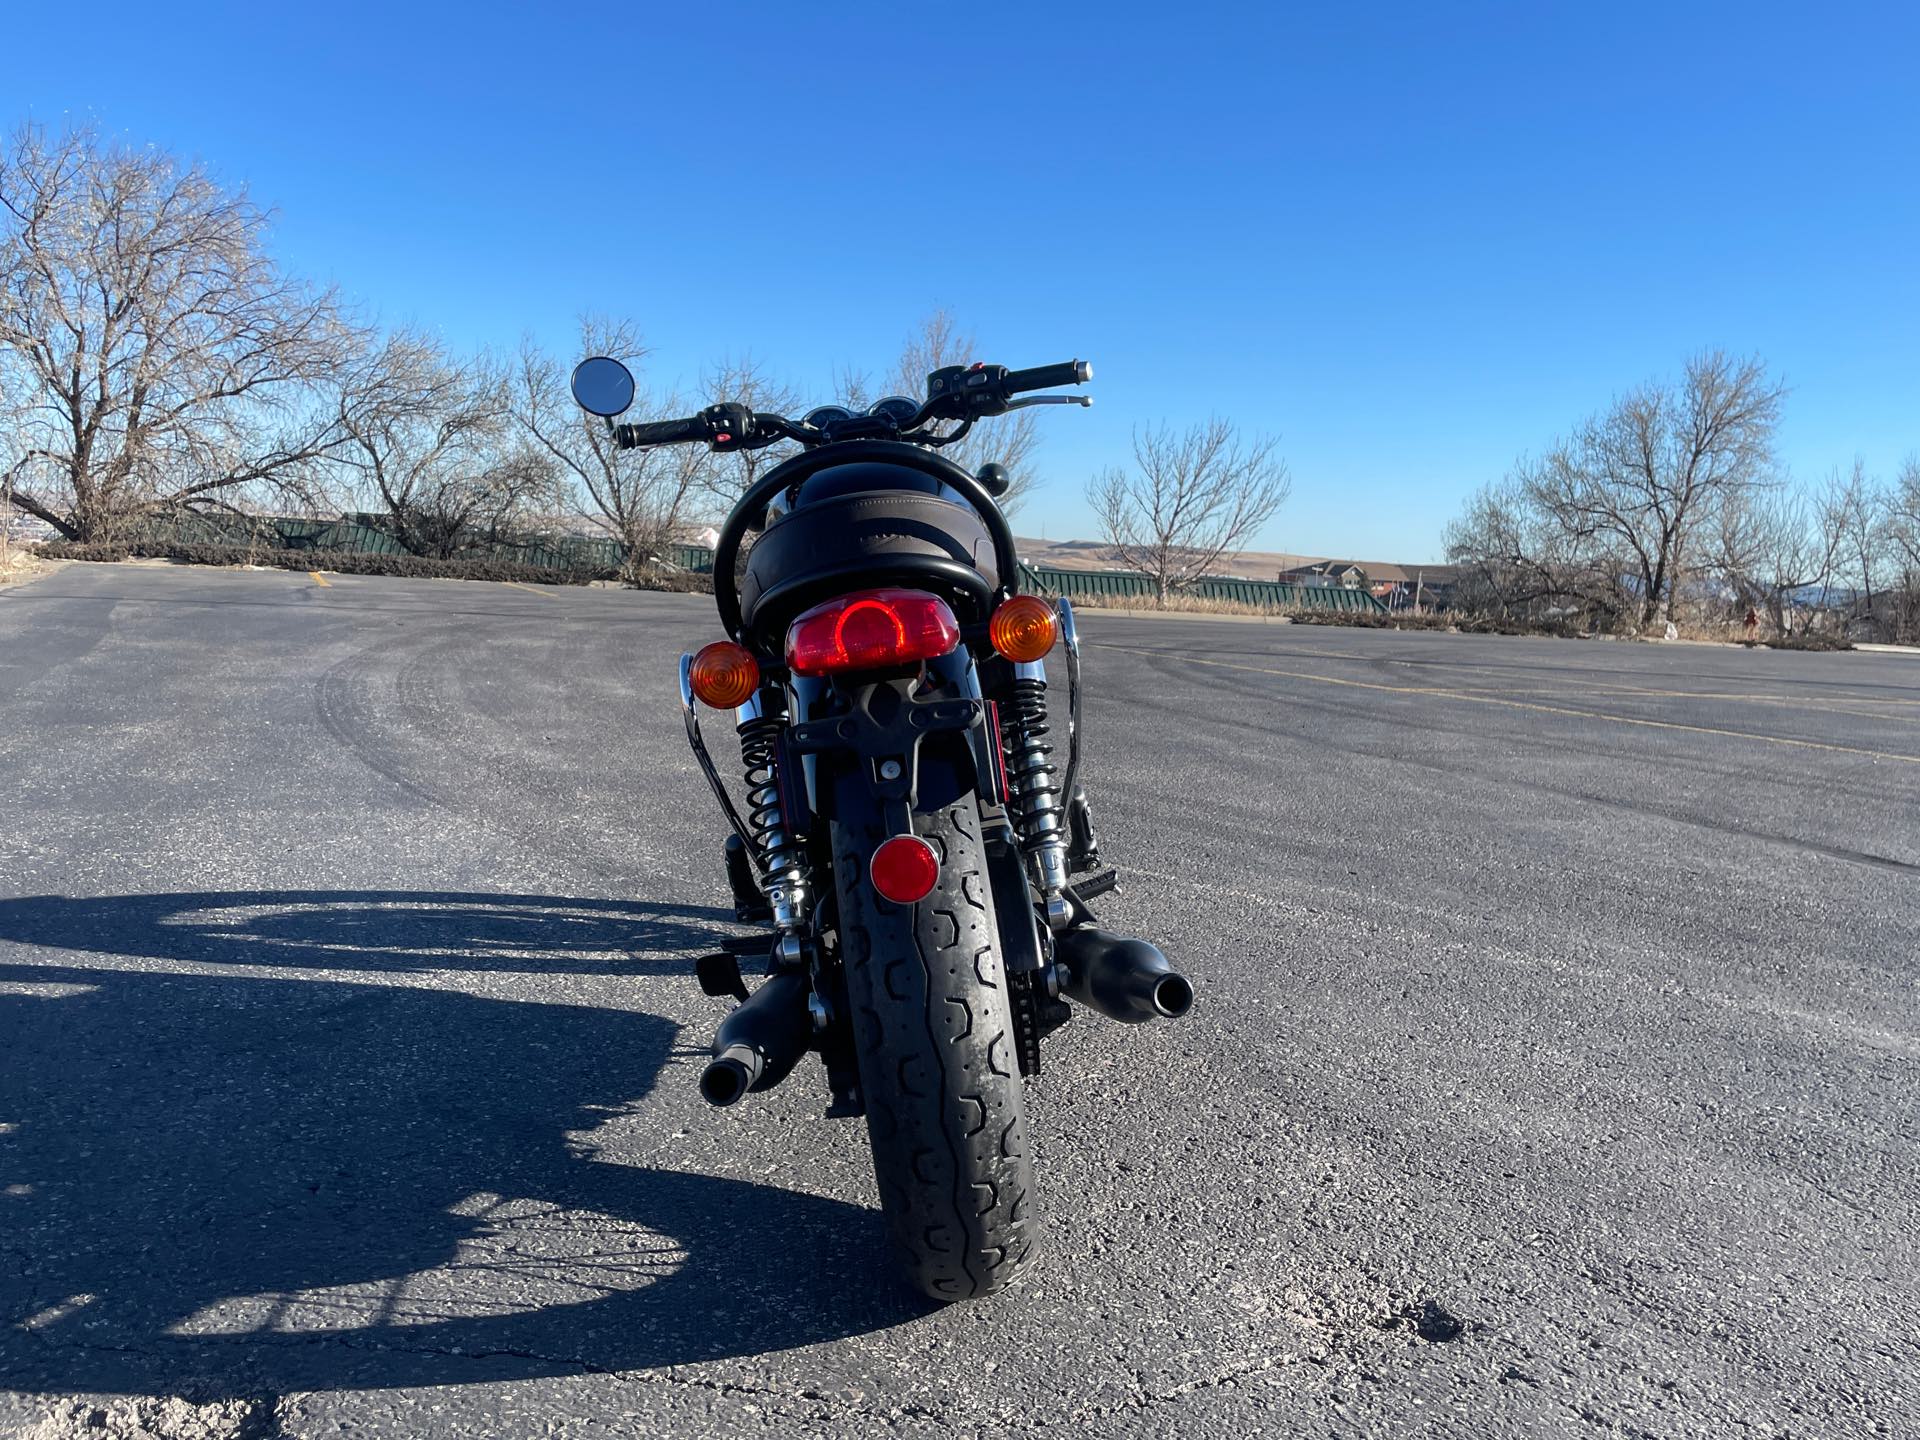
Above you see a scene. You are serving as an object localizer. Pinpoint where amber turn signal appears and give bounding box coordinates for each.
[989,594,1059,663]
[689,641,760,709]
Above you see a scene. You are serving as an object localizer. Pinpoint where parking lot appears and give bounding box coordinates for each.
[3,562,1916,1438]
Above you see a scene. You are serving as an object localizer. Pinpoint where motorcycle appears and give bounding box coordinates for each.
[569,352,1191,1301]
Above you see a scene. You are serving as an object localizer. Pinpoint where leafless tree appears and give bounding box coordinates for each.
[1444,476,1634,622]
[1516,352,1786,627]
[1086,418,1290,604]
[1440,351,1786,629]
[1817,460,1890,615]
[331,332,549,558]
[841,309,1047,515]
[0,121,360,541]
[700,352,803,511]
[1715,482,1843,636]
[1884,456,1920,641]
[511,318,708,576]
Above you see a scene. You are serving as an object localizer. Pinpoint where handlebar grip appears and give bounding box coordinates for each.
[614,416,709,447]
[1004,359,1092,394]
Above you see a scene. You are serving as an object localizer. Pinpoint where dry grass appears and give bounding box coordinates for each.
[1664,616,1853,651]
[1062,591,1299,618]
[0,548,52,587]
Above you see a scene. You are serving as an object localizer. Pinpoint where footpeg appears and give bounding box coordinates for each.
[1068,868,1119,902]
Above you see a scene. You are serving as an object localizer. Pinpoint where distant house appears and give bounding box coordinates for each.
[1278,559,1463,611]
[1280,560,1371,590]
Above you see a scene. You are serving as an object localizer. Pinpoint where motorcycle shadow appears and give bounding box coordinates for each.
[0,888,745,976]
[0,891,931,1399]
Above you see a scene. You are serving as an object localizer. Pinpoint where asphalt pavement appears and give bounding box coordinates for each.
[1,562,1915,1439]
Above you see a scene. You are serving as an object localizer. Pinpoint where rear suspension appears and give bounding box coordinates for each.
[998,660,1071,929]
[735,693,810,934]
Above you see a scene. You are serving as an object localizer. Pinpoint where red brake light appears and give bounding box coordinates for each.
[870,835,940,904]
[785,588,961,677]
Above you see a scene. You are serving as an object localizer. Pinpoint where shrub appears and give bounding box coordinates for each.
[1287,609,1595,639]
[35,538,617,586]
[623,565,713,595]
[1758,631,1853,652]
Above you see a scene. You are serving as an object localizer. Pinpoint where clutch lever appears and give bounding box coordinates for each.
[1004,394,1093,409]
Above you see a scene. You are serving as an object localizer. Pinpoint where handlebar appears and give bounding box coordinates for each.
[1005,359,1092,393]
[614,416,712,447]
[607,358,1092,453]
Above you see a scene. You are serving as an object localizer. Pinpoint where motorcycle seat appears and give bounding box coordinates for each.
[740,478,999,647]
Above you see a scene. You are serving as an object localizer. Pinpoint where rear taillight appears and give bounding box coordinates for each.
[785,588,961,677]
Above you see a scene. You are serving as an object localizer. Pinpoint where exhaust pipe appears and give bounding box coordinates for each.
[699,970,813,1107]
[1053,927,1194,1024]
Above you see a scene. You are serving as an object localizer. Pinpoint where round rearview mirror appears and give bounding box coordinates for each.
[570,355,636,417]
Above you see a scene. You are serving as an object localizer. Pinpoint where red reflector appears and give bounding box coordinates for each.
[871,835,939,904]
[785,588,961,677]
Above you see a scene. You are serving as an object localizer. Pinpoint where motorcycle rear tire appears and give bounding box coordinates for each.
[831,795,1037,1301]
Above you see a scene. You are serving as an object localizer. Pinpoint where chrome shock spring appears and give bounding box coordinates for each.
[999,664,1071,923]
[737,701,809,930]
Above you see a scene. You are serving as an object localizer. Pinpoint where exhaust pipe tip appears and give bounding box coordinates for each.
[699,1053,754,1108]
[1152,971,1195,1018]
[698,973,812,1108]
[1054,927,1191,1024]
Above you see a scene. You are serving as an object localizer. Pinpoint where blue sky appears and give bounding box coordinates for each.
[10,1,1918,561]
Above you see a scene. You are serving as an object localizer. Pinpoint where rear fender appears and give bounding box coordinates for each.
[787,650,1003,829]
[797,654,1043,980]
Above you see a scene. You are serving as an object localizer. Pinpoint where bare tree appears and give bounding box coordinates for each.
[841,309,1046,515]
[1885,455,1920,642]
[0,121,359,541]
[1518,352,1785,626]
[1441,351,1787,630]
[332,333,549,558]
[1716,483,1843,637]
[1817,460,1889,618]
[1444,476,1634,622]
[511,319,707,576]
[1086,419,1290,604]
[700,352,802,511]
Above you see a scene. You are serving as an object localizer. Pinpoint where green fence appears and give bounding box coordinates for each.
[1017,563,1387,613]
[124,514,1382,613]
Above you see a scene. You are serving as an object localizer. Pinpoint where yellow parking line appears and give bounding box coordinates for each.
[501,581,556,599]
[308,571,330,587]
[1094,644,1920,766]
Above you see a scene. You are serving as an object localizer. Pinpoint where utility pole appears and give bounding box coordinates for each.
[1414,569,1425,615]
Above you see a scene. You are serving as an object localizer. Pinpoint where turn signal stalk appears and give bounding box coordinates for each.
[699,970,813,1107]
[1052,928,1193,1024]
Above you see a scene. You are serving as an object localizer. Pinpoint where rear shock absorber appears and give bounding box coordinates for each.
[999,660,1072,930]
[736,693,810,935]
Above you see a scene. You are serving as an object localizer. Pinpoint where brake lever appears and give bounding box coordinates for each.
[1004,394,1093,409]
